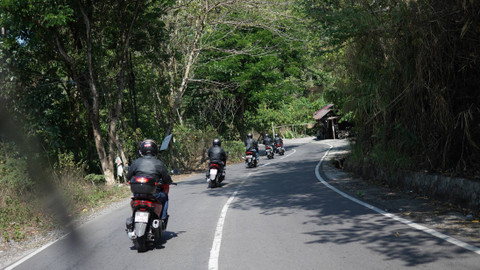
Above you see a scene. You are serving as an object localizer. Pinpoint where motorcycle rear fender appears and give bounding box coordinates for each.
[131,199,162,218]
[135,222,148,237]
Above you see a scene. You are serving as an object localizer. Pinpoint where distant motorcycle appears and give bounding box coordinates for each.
[265,145,274,159]
[275,143,285,156]
[245,150,258,168]
[126,176,175,252]
[206,162,224,188]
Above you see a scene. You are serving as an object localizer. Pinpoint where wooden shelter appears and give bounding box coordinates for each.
[313,104,341,139]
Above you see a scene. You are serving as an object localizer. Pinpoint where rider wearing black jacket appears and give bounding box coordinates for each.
[207,138,227,180]
[244,133,259,160]
[274,133,283,147]
[263,134,273,146]
[127,139,172,219]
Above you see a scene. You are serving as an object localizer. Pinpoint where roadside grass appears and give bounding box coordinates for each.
[0,164,130,244]
[0,137,301,245]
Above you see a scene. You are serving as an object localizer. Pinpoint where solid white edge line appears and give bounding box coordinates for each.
[4,234,68,270]
[280,149,296,159]
[208,189,239,270]
[208,148,298,269]
[316,143,480,255]
[260,149,297,168]
[5,198,130,269]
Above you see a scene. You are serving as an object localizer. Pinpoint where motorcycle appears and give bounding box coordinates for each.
[245,150,258,168]
[265,145,274,159]
[126,176,174,252]
[206,162,224,188]
[275,143,285,156]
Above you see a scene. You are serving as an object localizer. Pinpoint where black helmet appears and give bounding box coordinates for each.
[140,139,158,156]
[265,134,270,138]
[247,133,253,139]
[213,138,221,146]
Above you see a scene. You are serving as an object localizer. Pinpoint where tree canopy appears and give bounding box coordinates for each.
[1,0,479,181]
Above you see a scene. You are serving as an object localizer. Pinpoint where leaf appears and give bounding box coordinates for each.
[460,20,471,39]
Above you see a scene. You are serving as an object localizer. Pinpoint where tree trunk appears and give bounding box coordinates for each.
[79,2,116,185]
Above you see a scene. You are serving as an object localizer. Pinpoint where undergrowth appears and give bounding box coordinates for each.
[0,150,130,244]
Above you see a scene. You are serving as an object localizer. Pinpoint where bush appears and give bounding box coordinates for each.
[0,157,32,194]
[172,124,217,171]
[222,140,245,163]
[0,143,130,244]
[84,174,106,185]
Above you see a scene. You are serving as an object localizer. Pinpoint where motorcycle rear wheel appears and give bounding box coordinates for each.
[134,235,148,252]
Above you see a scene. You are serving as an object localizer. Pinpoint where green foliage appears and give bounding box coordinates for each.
[0,195,34,242]
[222,140,245,163]
[170,124,217,171]
[303,0,480,177]
[0,157,31,192]
[245,97,327,135]
[84,174,106,185]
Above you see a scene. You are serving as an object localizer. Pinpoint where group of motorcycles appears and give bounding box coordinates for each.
[208,142,286,187]
[124,142,286,252]
[245,143,285,168]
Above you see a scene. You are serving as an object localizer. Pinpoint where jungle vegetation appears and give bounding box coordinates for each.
[0,0,479,241]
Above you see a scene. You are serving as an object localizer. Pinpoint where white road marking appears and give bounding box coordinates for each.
[209,148,298,269]
[316,143,480,255]
[280,148,296,159]
[4,234,68,270]
[259,149,297,167]
[208,174,249,270]
[4,198,130,270]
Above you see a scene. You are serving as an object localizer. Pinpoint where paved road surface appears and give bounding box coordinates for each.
[5,138,480,269]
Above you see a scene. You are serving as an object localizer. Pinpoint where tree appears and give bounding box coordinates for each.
[0,0,171,184]
[158,0,314,138]
[301,0,480,176]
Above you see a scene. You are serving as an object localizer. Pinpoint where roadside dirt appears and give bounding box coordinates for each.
[321,141,480,248]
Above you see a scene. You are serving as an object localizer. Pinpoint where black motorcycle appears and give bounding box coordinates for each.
[206,162,224,188]
[245,150,258,168]
[265,145,274,159]
[126,176,175,252]
[275,143,285,155]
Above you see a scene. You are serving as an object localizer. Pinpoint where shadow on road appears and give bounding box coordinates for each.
[129,230,185,252]
[198,143,474,267]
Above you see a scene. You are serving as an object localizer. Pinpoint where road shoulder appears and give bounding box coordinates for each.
[319,139,480,248]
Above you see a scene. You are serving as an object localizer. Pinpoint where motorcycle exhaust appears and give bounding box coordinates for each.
[127,230,137,240]
[152,219,161,229]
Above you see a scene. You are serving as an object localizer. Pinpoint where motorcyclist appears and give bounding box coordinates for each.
[126,139,172,221]
[274,133,284,151]
[207,138,227,181]
[244,133,259,160]
[263,133,274,147]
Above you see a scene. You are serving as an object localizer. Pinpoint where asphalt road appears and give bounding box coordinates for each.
[5,138,480,270]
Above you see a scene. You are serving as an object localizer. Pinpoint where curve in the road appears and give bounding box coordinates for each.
[316,142,480,256]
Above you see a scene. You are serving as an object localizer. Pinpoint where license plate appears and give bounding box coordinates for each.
[210,169,218,180]
[134,211,149,223]
[246,155,253,159]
